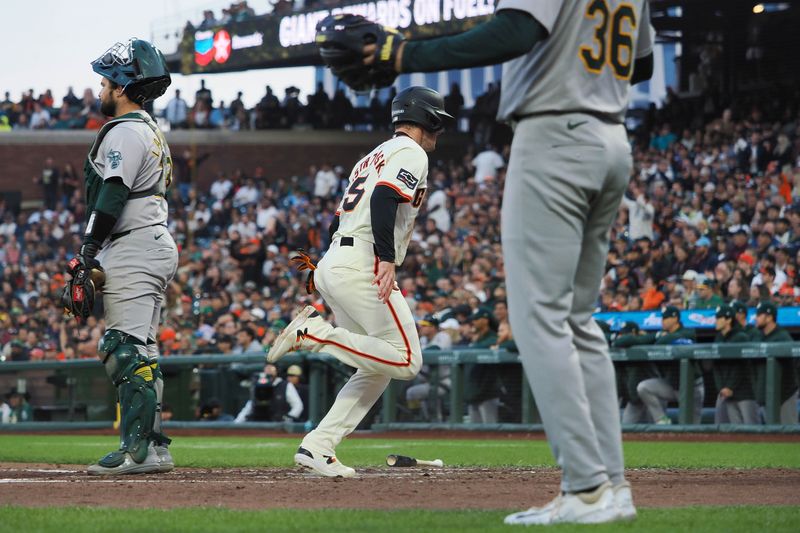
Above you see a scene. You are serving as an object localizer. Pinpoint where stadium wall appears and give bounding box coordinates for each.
[0,130,472,209]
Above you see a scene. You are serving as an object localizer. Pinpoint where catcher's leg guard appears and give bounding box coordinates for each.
[97,330,156,467]
[146,341,171,446]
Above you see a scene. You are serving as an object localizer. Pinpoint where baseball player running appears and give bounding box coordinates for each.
[316,0,654,524]
[69,39,177,475]
[268,87,450,477]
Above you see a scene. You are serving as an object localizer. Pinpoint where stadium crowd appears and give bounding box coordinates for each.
[0,80,475,134]
[1,85,800,423]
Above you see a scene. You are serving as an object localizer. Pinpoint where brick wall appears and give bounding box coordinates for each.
[0,130,471,209]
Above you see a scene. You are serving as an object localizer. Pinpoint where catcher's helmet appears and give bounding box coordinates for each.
[391,86,453,132]
[92,38,171,105]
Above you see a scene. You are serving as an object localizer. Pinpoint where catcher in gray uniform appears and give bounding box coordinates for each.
[316,0,654,524]
[63,38,176,475]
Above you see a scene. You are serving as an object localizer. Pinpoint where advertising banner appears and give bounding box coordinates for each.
[180,0,494,74]
[594,307,800,332]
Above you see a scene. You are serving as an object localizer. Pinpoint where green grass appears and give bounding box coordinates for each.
[0,506,798,532]
[0,435,798,469]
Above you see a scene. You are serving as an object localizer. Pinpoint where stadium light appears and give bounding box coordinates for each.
[753,4,765,14]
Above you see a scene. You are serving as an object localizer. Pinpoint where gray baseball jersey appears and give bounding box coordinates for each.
[88,110,172,234]
[86,110,178,344]
[497,0,654,122]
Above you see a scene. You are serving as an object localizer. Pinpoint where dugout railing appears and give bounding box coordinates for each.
[1,344,798,432]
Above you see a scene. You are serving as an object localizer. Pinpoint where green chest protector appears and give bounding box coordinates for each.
[83,112,169,214]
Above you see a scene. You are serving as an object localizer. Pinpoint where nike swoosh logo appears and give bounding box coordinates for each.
[567,120,589,130]
[155,234,163,240]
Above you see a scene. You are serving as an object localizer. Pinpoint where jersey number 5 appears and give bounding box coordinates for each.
[579,0,637,80]
[342,175,367,212]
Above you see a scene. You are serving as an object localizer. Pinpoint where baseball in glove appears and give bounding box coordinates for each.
[61,257,105,324]
[315,14,403,91]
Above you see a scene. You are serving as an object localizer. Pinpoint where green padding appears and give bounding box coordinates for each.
[94,179,130,220]
[99,330,156,463]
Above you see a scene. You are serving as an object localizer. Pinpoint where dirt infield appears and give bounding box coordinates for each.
[1,464,798,510]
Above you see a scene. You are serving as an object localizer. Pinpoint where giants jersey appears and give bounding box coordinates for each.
[496,0,654,122]
[334,135,428,265]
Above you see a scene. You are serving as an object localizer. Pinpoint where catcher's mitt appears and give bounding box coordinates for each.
[61,257,105,324]
[315,14,403,91]
[289,249,317,295]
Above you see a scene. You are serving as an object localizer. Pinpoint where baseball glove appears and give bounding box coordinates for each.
[289,249,317,295]
[315,14,404,91]
[61,257,105,324]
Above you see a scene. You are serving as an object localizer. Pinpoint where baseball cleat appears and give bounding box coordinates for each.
[87,446,161,476]
[613,481,637,521]
[294,446,356,478]
[267,305,317,362]
[503,481,619,525]
[154,444,174,473]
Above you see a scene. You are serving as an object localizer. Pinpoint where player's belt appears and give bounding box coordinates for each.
[512,110,622,125]
[110,223,168,242]
[337,236,381,257]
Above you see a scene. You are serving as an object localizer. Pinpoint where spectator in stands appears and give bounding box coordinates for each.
[258,85,281,129]
[694,278,724,309]
[195,79,213,108]
[753,266,778,301]
[283,86,303,128]
[680,270,700,309]
[688,236,715,273]
[621,182,655,241]
[60,163,79,208]
[636,306,701,425]
[443,83,464,129]
[215,335,235,355]
[165,89,188,129]
[651,124,677,151]
[307,82,330,129]
[191,100,211,129]
[471,145,505,184]
[751,302,798,424]
[313,163,338,199]
[33,157,60,211]
[736,130,768,174]
[329,89,353,130]
[198,10,218,30]
[63,87,80,108]
[29,102,51,130]
[234,326,262,353]
[713,304,759,424]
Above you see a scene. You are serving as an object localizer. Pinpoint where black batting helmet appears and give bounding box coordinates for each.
[391,86,453,132]
[91,38,171,106]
